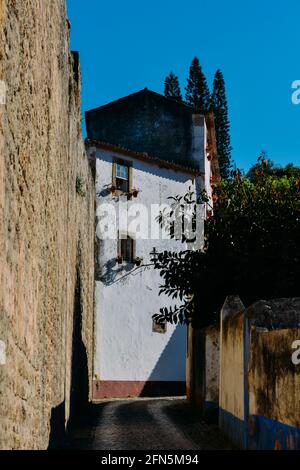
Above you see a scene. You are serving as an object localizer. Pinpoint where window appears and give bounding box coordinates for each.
[116,163,129,192]
[112,159,132,194]
[118,235,135,263]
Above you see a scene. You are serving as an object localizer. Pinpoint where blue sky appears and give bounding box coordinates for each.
[67,0,300,172]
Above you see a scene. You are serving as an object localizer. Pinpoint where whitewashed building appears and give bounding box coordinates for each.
[86,89,218,398]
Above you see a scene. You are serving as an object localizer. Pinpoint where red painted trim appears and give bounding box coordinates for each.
[92,380,186,399]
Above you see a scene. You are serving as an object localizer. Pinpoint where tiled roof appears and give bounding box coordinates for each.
[86,139,203,176]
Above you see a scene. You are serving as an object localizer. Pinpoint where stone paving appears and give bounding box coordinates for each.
[68,397,234,450]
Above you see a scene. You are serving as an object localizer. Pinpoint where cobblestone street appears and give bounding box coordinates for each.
[68,398,234,450]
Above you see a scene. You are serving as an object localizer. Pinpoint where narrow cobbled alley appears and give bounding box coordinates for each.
[68,398,233,450]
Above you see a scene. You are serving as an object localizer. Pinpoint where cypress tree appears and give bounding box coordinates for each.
[185,57,210,111]
[211,69,232,179]
[164,72,182,101]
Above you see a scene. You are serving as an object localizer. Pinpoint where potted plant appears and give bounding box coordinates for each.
[116,255,123,264]
[134,256,143,267]
[132,188,139,197]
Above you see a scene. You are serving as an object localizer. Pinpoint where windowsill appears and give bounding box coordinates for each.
[116,259,142,268]
[117,259,135,264]
[113,189,125,195]
[112,190,138,200]
[116,262,136,272]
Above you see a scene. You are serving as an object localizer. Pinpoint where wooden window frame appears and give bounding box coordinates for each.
[118,233,136,264]
[112,157,133,196]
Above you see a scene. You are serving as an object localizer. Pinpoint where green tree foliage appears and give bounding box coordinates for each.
[211,69,232,179]
[152,158,300,328]
[185,57,210,112]
[247,152,300,181]
[164,71,182,101]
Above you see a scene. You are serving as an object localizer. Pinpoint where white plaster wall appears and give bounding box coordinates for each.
[191,115,212,209]
[203,122,213,205]
[93,148,203,382]
[191,115,205,172]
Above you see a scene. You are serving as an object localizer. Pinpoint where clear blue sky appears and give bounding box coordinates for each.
[67,0,300,172]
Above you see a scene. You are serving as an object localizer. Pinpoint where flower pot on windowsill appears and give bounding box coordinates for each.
[134,257,143,267]
[116,255,123,264]
[127,188,140,198]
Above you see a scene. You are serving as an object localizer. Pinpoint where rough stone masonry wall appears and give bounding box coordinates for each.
[0,0,94,449]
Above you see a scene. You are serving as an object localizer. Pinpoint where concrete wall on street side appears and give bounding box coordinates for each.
[247,299,300,450]
[186,323,220,420]
[205,325,220,413]
[219,296,246,448]
[218,296,300,450]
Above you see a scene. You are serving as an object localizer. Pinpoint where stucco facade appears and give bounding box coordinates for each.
[86,89,218,399]
[89,145,200,398]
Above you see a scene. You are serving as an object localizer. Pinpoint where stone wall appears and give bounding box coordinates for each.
[0,0,94,449]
